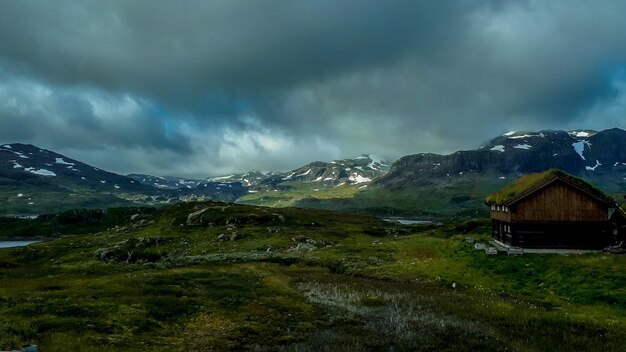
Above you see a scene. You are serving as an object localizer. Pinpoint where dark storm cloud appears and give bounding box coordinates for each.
[0,69,191,153]
[1,0,626,177]
[0,0,470,109]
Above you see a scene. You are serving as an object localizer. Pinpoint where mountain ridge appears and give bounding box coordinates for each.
[2,128,625,217]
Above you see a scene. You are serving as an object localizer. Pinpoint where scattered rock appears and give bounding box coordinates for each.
[484,247,498,255]
[217,234,227,241]
[94,247,113,261]
[288,242,317,253]
[186,207,210,226]
[130,214,140,221]
[474,243,486,251]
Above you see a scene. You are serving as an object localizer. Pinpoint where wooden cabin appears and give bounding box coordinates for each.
[486,169,625,249]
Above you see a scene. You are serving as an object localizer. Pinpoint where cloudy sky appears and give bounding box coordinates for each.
[1,1,626,178]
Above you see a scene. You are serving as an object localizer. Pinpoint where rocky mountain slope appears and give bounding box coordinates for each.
[0,144,244,214]
[1,143,146,192]
[206,171,275,188]
[290,128,626,218]
[126,173,247,201]
[235,155,391,207]
[376,128,626,192]
[127,174,201,189]
[253,154,389,190]
[2,128,625,217]
[126,155,391,210]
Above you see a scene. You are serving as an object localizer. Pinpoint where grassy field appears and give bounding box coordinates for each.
[288,180,510,219]
[0,182,139,216]
[239,179,510,219]
[1,201,625,351]
[239,181,363,207]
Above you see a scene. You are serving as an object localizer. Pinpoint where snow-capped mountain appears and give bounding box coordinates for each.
[127,173,248,201]
[0,143,146,191]
[0,144,245,214]
[3,129,624,216]
[206,171,275,188]
[252,154,390,190]
[127,174,202,189]
[377,128,626,192]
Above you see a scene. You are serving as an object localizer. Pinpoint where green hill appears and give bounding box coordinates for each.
[1,202,625,351]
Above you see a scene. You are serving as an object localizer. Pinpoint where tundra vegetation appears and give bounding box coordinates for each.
[0,201,625,351]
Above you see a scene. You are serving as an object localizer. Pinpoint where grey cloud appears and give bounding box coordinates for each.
[0,71,191,154]
[1,1,626,177]
[0,1,475,109]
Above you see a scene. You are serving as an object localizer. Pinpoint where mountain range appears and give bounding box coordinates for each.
[1,128,625,217]
[377,128,626,191]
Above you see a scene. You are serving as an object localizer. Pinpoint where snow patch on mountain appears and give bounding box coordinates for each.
[490,145,505,152]
[297,168,312,176]
[513,144,532,150]
[9,151,30,159]
[569,130,595,138]
[208,175,235,181]
[55,157,75,166]
[572,141,591,160]
[586,160,601,171]
[349,173,371,184]
[25,167,56,176]
[509,133,544,139]
[281,172,295,181]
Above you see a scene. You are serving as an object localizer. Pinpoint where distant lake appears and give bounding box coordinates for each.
[0,241,40,248]
[384,219,434,225]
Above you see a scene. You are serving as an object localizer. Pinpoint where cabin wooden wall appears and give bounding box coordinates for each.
[490,211,511,222]
[511,181,608,222]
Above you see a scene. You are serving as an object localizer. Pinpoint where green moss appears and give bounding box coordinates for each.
[485,169,610,205]
[0,201,625,351]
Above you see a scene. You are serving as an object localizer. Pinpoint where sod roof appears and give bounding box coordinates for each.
[485,169,614,206]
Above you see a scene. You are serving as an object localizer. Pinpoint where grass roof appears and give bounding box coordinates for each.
[485,169,610,206]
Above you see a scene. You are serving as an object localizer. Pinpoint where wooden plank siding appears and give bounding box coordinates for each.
[510,180,608,223]
[490,210,511,222]
[511,222,611,249]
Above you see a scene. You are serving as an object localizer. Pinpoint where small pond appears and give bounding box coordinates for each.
[383,219,435,225]
[0,241,40,249]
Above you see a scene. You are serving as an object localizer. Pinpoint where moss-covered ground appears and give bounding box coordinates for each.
[1,201,625,351]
